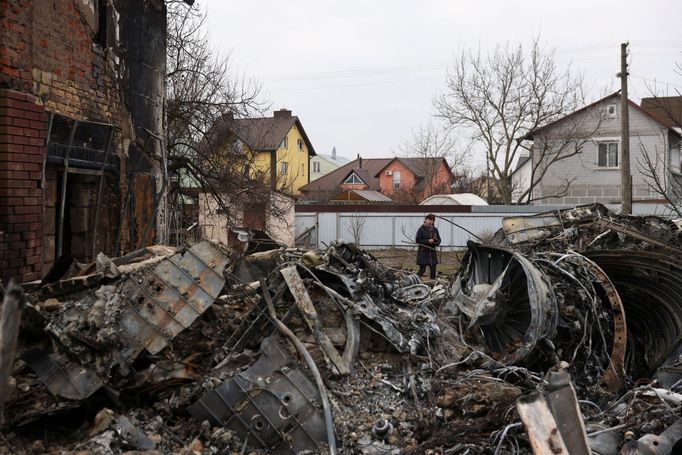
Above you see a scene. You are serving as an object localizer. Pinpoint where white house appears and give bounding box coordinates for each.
[521,92,682,205]
[309,147,350,181]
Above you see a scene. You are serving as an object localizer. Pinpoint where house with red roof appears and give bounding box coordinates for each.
[299,156,454,203]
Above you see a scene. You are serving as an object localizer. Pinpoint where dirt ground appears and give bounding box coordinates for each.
[368,248,464,278]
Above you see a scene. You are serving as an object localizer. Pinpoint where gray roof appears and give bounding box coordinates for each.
[350,189,393,201]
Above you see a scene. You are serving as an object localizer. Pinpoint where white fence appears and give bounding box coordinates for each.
[295,203,671,250]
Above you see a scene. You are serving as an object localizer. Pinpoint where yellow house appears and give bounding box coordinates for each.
[229,109,316,195]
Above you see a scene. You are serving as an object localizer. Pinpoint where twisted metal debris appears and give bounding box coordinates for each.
[3,205,682,454]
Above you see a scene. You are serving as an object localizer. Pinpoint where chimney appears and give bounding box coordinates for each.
[273,108,292,119]
[357,154,362,169]
[332,146,337,160]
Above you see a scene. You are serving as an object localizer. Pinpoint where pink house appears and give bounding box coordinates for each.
[376,158,454,202]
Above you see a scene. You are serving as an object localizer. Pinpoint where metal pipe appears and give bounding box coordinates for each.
[260,278,337,455]
[56,120,78,257]
[91,126,115,259]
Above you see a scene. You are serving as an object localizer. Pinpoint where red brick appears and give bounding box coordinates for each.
[25,255,40,265]
[0,143,24,153]
[14,205,41,215]
[22,163,40,172]
[21,230,37,240]
[11,135,30,145]
[26,238,41,248]
[12,117,30,128]
[4,90,30,102]
[29,120,44,129]
[0,125,23,136]
[23,213,39,222]
[24,272,40,282]
[18,265,31,275]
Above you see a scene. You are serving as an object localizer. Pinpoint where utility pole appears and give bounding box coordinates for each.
[619,42,632,214]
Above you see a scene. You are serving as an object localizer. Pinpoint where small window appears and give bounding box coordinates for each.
[301,163,304,175]
[393,170,401,188]
[281,161,288,175]
[297,138,304,151]
[602,104,618,118]
[312,161,320,173]
[280,137,288,149]
[598,142,619,167]
[343,173,364,184]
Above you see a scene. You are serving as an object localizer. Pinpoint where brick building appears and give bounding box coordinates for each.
[0,0,175,283]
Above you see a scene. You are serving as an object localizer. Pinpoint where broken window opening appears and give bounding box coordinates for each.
[46,114,118,172]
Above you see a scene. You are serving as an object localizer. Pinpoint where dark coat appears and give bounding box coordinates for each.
[416,224,441,265]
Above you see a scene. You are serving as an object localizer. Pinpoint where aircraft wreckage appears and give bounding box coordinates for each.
[2,203,682,454]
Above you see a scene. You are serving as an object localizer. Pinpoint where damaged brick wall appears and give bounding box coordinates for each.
[0,0,168,282]
[0,89,46,283]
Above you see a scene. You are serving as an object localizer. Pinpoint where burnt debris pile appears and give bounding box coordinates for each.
[3,204,682,454]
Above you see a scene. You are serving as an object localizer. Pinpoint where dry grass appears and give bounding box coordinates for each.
[368,248,464,279]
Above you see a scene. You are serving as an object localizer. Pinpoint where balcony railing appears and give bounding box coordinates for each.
[47,142,119,172]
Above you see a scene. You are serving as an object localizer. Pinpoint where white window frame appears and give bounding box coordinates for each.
[312,161,320,173]
[343,173,363,185]
[605,104,617,119]
[393,170,401,188]
[297,138,304,151]
[596,140,620,169]
[280,161,288,175]
[280,136,288,149]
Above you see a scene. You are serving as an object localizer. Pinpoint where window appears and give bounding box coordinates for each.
[598,142,619,168]
[393,170,401,188]
[312,161,320,173]
[343,173,364,184]
[297,138,304,151]
[280,137,288,149]
[281,161,288,175]
[606,104,617,119]
[301,163,304,176]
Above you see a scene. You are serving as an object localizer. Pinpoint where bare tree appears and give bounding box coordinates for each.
[636,68,682,216]
[434,37,586,204]
[398,122,470,200]
[165,1,294,242]
[345,216,366,245]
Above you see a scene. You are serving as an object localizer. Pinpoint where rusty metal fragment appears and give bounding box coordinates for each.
[118,240,228,357]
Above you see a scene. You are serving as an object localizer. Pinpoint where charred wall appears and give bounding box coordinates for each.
[0,0,167,282]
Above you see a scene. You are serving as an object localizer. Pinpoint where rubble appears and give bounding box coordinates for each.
[4,205,682,453]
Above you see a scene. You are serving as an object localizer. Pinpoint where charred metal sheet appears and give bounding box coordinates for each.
[544,371,591,455]
[654,338,682,389]
[119,241,228,356]
[579,257,627,391]
[22,349,104,400]
[517,371,590,455]
[280,265,350,375]
[586,250,682,374]
[636,418,682,455]
[188,336,328,455]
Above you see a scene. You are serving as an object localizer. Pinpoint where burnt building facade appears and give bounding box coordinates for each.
[0,0,171,283]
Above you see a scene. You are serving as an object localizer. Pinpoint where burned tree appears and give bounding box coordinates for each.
[165,1,274,242]
[434,37,586,204]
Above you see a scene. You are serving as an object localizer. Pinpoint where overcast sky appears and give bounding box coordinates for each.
[203,1,682,169]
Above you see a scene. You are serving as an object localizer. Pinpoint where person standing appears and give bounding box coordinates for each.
[415,213,441,279]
